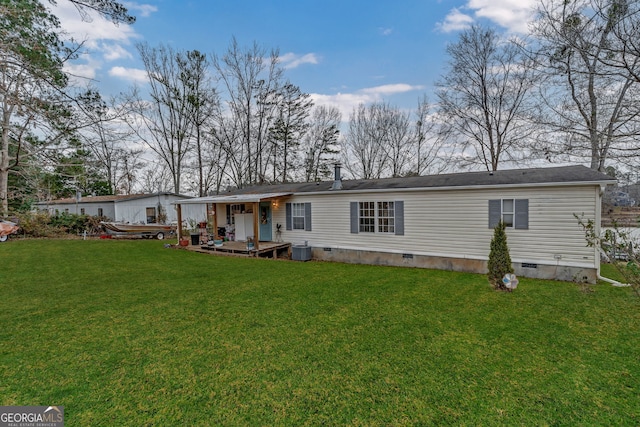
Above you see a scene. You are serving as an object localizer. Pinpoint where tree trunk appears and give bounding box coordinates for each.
[1,110,12,216]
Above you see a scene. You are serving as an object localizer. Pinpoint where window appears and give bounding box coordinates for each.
[359,201,376,233]
[489,199,528,229]
[358,201,394,233]
[377,201,395,233]
[285,203,312,231]
[292,203,306,230]
[98,208,104,217]
[351,201,404,235]
[80,208,85,215]
[501,199,514,227]
[146,207,156,224]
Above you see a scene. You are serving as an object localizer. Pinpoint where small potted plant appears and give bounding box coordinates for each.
[177,227,190,246]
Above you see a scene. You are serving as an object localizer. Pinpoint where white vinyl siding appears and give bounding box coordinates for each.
[37,194,200,225]
[275,185,598,268]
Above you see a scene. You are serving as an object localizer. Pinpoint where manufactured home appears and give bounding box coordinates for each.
[175,165,615,283]
[35,192,202,225]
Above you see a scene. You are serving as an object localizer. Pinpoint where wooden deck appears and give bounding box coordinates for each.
[187,240,292,259]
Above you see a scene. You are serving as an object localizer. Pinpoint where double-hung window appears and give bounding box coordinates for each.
[285,202,312,231]
[292,203,306,230]
[488,199,529,229]
[351,201,404,235]
[359,201,376,233]
[501,199,514,227]
[377,201,395,233]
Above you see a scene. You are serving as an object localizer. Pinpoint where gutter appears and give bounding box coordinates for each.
[292,180,617,197]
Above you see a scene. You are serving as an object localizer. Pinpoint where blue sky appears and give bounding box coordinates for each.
[54,0,538,118]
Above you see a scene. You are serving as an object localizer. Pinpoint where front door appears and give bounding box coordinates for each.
[259,202,272,241]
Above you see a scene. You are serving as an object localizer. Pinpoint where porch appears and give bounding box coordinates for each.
[186,240,292,259]
[173,191,293,253]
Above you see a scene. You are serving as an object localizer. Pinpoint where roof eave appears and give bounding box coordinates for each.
[286,179,618,197]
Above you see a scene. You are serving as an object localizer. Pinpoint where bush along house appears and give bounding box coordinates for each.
[174,165,615,283]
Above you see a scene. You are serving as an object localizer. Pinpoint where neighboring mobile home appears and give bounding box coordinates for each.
[35,192,201,225]
[175,165,615,283]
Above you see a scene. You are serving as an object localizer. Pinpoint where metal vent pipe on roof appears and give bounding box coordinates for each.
[331,163,343,190]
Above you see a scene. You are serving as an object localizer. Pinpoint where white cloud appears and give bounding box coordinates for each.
[50,0,150,81]
[102,43,134,61]
[379,27,393,36]
[123,2,158,18]
[64,58,101,84]
[54,1,139,44]
[311,84,425,119]
[436,8,474,33]
[361,83,425,96]
[280,53,320,69]
[468,0,537,33]
[438,0,538,34]
[109,66,148,84]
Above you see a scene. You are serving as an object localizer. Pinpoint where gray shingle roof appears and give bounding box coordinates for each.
[225,165,615,196]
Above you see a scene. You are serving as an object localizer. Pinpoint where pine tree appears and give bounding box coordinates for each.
[488,221,514,291]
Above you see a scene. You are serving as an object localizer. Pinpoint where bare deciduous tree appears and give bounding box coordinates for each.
[268,82,313,183]
[302,105,341,182]
[75,90,141,194]
[212,37,284,188]
[437,25,538,171]
[413,96,448,176]
[344,101,435,179]
[343,103,390,179]
[116,151,145,194]
[125,43,206,194]
[595,0,640,82]
[179,50,218,196]
[532,0,640,171]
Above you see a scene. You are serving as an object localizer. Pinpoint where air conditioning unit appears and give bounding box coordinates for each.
[292,244,312,261]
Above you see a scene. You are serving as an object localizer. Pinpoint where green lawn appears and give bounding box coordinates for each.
[1,240,639,426]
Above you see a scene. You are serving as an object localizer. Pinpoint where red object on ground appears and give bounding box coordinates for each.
[0,220,19,240]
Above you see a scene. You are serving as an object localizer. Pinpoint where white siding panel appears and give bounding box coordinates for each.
[39,202,116,219]
[276,184,598,268]
[115,196,205,224]
[179,204,208,225]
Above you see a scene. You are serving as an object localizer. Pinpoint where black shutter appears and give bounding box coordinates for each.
[350,202,359,234]
[394,201,404,236]
[515,199,529,230]
[488,199,501,228]
[304,203,312,231]
[286,203,292,230]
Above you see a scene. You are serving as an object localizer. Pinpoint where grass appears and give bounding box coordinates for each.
[1,239,639,426]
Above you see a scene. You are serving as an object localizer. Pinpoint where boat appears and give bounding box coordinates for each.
[101,222,175,240]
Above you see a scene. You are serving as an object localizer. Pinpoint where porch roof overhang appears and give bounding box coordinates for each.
[173,192,292,205]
